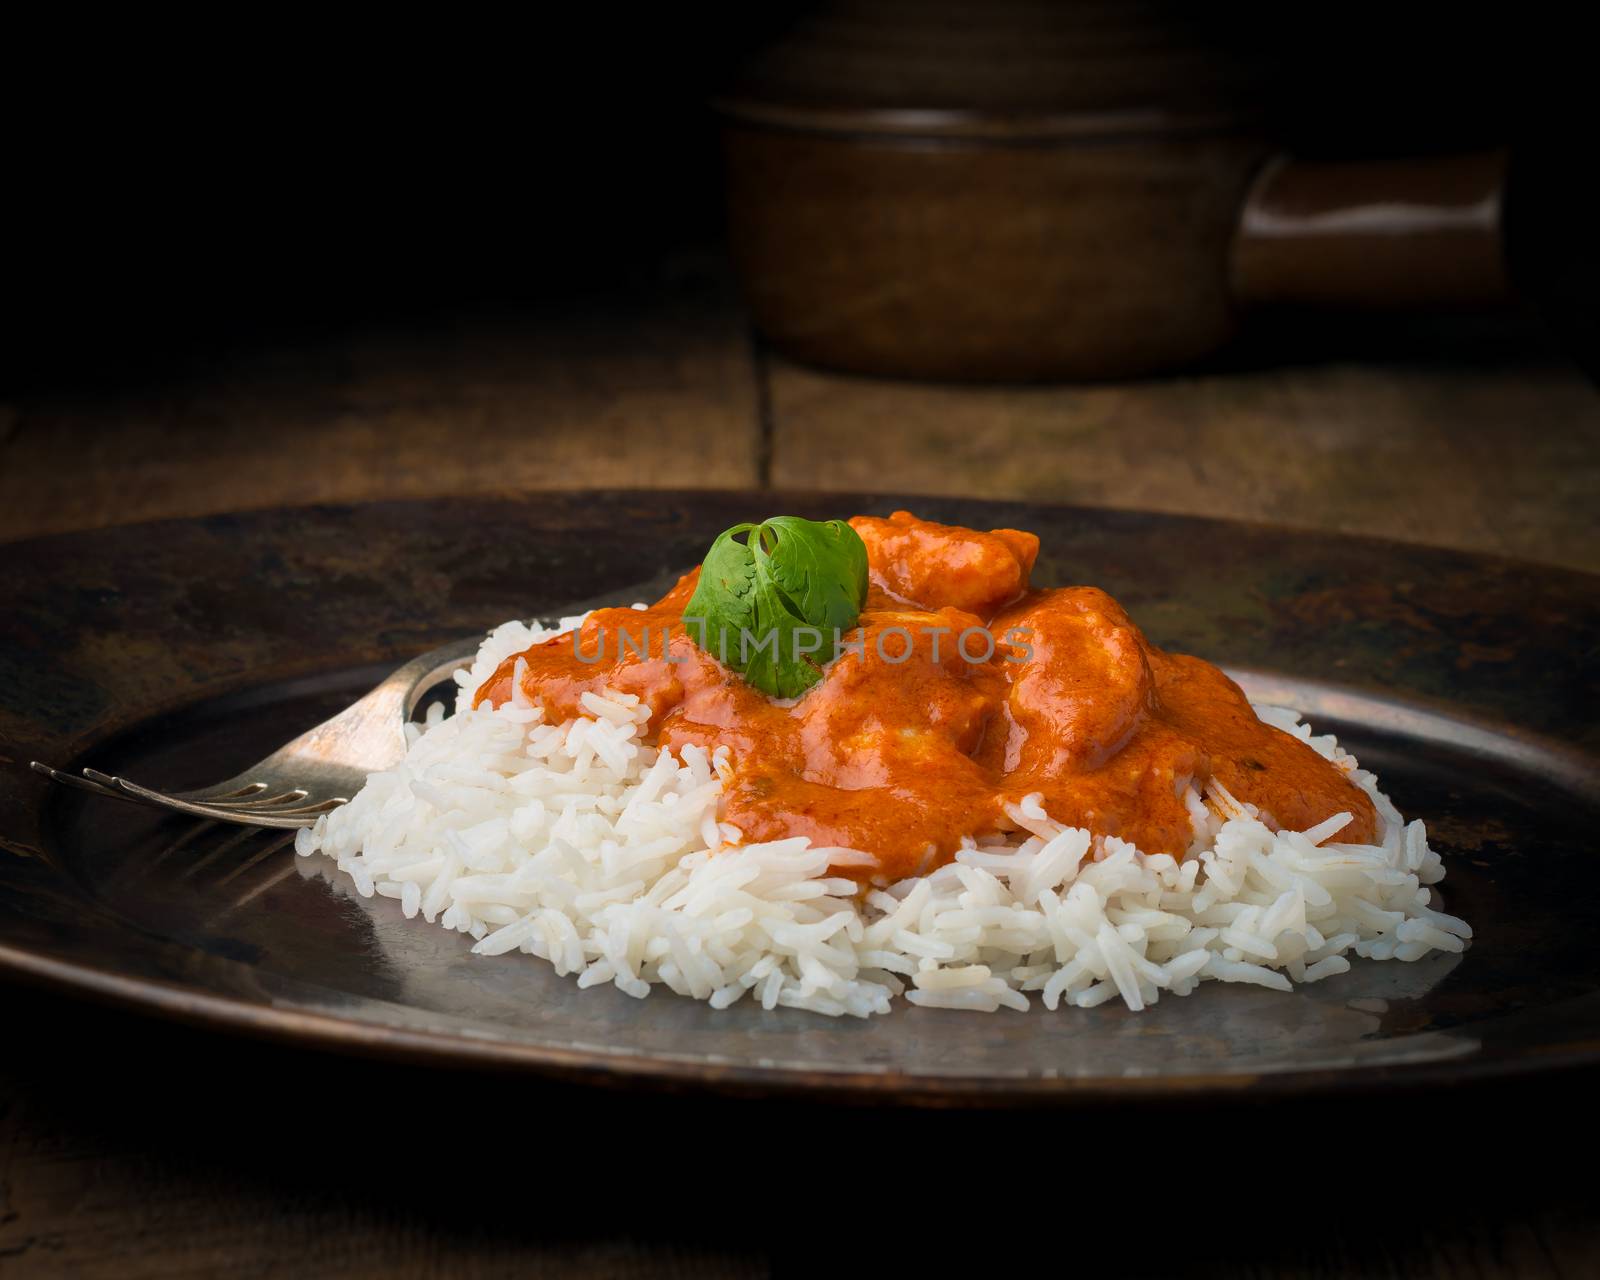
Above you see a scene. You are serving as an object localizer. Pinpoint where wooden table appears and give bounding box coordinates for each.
[2,259,1596,1277]
[2,259,1595,572]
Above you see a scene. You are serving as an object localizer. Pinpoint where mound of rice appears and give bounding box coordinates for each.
[295,614,1472,1017]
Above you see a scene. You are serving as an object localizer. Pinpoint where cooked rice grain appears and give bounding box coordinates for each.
[297,617,1471,1017]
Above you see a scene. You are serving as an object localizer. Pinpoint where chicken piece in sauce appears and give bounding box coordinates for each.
[849,511,1039,616]
[477,511,1376,881]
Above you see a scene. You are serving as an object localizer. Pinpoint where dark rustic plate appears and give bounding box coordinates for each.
[2,492,1597,1105]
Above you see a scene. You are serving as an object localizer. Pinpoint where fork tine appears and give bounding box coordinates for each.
[210,783,270,798]
[106,776,319,828]
[82,767,151,802]
[108,775,295,809]
[204,788,310,808]
[30,761,134,803]
[96,772,205,815]
[239,797,345,816]
[188,786,343,811]
[180,793,344,820]
[180,802,341,823]
[232,808,340,825]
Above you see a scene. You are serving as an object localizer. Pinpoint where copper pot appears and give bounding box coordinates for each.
[716,1,1509,381]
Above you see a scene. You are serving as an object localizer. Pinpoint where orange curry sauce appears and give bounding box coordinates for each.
[475,512,1375,881]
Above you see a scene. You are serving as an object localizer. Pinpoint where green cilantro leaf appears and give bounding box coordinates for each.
[683,516,869,698]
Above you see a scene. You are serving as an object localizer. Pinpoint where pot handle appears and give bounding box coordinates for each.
[1229,148,1510,308]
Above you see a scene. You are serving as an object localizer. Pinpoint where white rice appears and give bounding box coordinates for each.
[296,615,1472,1017]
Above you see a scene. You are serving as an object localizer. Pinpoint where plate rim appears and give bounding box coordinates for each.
[4,490,1598,1102]
[11,939,1600,1106]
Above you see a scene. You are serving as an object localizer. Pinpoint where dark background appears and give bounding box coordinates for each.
[5,3,1587,395]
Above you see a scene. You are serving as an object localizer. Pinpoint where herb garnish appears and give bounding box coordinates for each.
[683,516,869,697]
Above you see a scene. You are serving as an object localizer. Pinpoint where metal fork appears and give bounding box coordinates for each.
[32,634,483,827]
[31,570,684,828]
